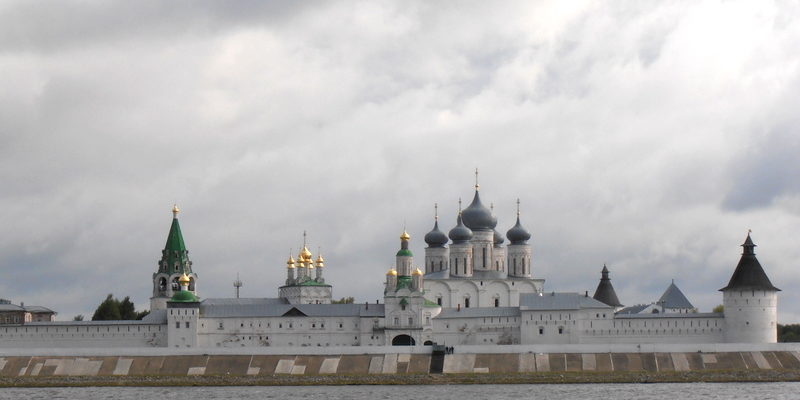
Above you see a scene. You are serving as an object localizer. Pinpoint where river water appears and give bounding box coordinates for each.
[1,383,798,400]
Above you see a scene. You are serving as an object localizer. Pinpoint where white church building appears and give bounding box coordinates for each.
[0,181,781,348]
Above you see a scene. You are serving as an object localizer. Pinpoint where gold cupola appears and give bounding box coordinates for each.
[286,254,296,269]
[400,230,411,241]
[386,268,398,276]
[412,267,423,276]
[316,254,324,267]
[178,273,191,285]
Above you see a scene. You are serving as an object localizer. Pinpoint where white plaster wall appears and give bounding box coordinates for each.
[0,324,166,348]
[724,290,778,343]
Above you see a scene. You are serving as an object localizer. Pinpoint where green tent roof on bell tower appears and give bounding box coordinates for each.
[158,205,193,275]
[165,213,187,253]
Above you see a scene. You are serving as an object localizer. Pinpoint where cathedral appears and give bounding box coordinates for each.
[0,177,782,348]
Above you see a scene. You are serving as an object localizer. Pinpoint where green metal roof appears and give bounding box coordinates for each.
[396,249,413,257]
[159,217,192,275]
[170,290,199,302]
[424,299,441,308]
[298,280,330,287]
[165,217,187,252]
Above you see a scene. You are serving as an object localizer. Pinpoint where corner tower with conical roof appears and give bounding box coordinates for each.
[721,232,780,343]
[593,265,623,309]
[151,205,198,311]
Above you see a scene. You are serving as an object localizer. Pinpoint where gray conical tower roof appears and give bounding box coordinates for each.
[720,233,780,292]
[593,265,623,307]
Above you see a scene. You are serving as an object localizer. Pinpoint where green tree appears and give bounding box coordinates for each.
[92,294,121,321]
[90,294,148,321]
[119,296,136,320]
[778,324,800,342]
[332,297,355,304]
[135,310,150,320]
[72,314,84,321]
[712,304,724,313]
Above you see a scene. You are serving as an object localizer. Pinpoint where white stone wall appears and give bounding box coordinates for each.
[195,315,385,348]
[507,244,532,278]
[424,278,542,309]
[167,307,199,348]
[0,323,166,348]
[432,315,520,345]
[449,244,473,277]
[279,285,333,305]
[424,247,449,274]
[470,231,494,271]
[724,290,778,343]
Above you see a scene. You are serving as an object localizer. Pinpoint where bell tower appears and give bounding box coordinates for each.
[151,205,198,311]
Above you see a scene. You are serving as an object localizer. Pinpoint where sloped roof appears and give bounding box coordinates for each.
[615,304,650,315]
[23,305,55,313]
[520,292,612,311]
[199,299,385,318]
[615,312,723,320]
[435,307,520,319]
[720,234,780,292]
[658,282,694,309]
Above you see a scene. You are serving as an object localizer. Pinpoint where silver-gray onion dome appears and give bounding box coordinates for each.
[461,191,497,231]
[424,221,449,247]
[448,214,474,243]
[506,216,531,244]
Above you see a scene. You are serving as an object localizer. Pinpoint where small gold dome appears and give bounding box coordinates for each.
[172,204,180,216]
[316,254,324,267]
[400,230,411,241]
[386,268,398,276]
[287,255,296,269]
[178,273,191,285]
[412,268,423,276]
[301,246,313,261]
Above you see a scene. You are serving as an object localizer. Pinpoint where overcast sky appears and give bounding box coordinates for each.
[2,1,800,322]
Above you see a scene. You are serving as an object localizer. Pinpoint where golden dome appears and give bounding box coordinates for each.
[316,254,324,267]
[412,268,423,276]
[178,273,191,285]
[172,204,180,216]
[400,230,411,241]
[301,246,313,261]
[286,255,296,269]
[386,268,398,276]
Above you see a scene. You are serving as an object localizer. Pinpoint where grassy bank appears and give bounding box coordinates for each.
[2,369,800,387]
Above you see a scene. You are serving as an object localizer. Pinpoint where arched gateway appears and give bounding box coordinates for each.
[392,334,415,346]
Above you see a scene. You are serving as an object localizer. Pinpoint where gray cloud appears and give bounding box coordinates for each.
[2,1,800,323]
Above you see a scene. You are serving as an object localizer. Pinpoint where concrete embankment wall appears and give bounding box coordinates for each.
[3,351,800,377]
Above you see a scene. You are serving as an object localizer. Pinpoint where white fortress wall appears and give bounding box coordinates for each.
[0,322,166,348]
